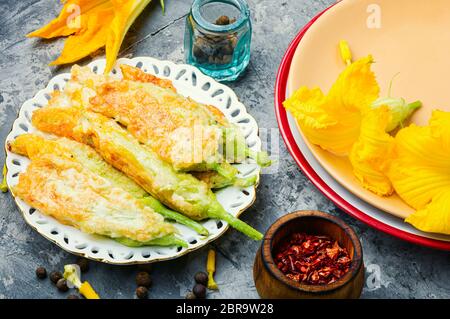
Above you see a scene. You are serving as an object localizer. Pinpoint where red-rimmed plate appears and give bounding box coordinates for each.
[274,3,450,251]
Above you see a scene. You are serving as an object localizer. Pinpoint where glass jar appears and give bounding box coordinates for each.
[184,0,252,82]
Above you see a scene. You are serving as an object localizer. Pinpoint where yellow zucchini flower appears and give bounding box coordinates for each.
[50,4,115,66]
[284,53,423,196]
[283,56,379,156]
[27,0,110,39]
[389,110,450,234]
[27,0,163,73]
[105,0,152,73]
[349,106,395,196]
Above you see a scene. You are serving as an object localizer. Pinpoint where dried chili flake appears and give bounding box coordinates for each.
[274,233,352,285]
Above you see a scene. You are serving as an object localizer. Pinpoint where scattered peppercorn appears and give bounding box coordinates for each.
[50,271,63,284]
[194,271,208,286]
[185,291,196,300]
[67,294,80,299]
[35,267,47,279]
[76,257,89,273]
[192,284,206,299]
[136,286,148,299]
[274,233,352,285]
[136,271,152,288]
[56,278,69,292]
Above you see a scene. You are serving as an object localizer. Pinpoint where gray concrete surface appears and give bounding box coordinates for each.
[0,0,448,299]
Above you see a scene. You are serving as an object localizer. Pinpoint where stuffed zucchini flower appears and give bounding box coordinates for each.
[389,111,450,234]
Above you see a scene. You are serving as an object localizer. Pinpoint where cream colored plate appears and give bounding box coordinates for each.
[288,0,450,219]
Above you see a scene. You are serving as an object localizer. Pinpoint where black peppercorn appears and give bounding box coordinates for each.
[221,44,234,56]
[76,257,89,273]
[215,15,230,25]
[136,271,152,287]
[185,291,196,299]
[56,278,69,292]
[36,267,47,279]
[136,286,148,299]
[193,45,208,63]
[194,271,208,286]
[192,284,206,299]
[67,294,80,299]
[50,271,63,284]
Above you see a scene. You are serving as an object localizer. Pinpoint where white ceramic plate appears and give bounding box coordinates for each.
[5,57,262,264]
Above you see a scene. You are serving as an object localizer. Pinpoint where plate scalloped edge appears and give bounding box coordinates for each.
[4,56,264,264]
[274,5,450,251]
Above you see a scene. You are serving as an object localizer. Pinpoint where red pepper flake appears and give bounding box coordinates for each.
[274,233,352,285]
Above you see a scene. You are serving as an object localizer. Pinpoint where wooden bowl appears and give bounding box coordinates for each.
[253,211,364,299]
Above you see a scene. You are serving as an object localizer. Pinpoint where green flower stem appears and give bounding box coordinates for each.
[116,235,188,248]
[407,101,422,110]
[208,204,263,240]
[141,196,209,236]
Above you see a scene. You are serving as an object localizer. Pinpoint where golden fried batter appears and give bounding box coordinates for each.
[47,65,238,172]
[32,107,216,220]
[12,149,175,242]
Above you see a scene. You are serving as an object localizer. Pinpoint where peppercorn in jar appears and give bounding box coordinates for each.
[185,0,252,81]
